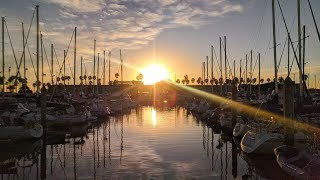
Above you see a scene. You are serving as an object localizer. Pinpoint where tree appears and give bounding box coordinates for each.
[66,76,71,85]
[252,78,257,85]
[267,78,271,83]
[240,77,244,84]
[137,73,143,81]
[219,78,223,85]
[247,78,251,84]
[303,74,308,81]
[260,78,264,84]
[214,79,219,86]
[191,78,195,84]
[278,76,284,84]
[232,77,239,84]
[115,73,119,79]
[182,79,186,85]
[184,74,188,81]
[210,79,214,85]
[176,79,180,84]
[197,77,201,85]
[32,82,36,92]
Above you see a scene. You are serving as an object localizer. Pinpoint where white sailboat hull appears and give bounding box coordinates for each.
[240,131,283,154]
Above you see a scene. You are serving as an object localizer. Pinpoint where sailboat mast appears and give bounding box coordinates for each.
[219,37,222,94]
[80,56,82,92]
[93,39,96,93]
[288,33,290,76]
[2,17,4,95]
[120,49,123,84]
[250,49,252,94]
[108,51,111,85]
[41,33,43,85]
[245,54,247,84]
[36,5,40,96]
[240,59,242,87]
[206,56,208,84]
[51,44,53,84]
[22,23,26,81]
[258,53,261,99]
[272,0,278,93]
[307,0,320,44]
[298,0,303,98]
[73,27,77,95]
[233,60,235,79]
[103,50,105,86]
[97,53,99,93]
[63,50,66,85]
[224,36,227,93]
[211,45,214,92]
[302,25,306,93]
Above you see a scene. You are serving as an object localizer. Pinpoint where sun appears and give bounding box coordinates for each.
[141,64,170,85]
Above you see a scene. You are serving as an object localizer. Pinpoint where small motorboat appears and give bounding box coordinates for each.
[274,145,320,178]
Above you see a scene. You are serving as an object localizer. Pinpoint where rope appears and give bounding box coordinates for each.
[26,40,37,78]
[42,41,53,79]
[17,7,36,78]
[4,21,19,77]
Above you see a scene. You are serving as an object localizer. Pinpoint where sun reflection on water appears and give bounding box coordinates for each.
[152,108,157,127]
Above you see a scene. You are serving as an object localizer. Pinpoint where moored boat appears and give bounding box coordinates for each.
[274,145,320,178]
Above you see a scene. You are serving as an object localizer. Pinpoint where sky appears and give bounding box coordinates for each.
[0,0,320,87]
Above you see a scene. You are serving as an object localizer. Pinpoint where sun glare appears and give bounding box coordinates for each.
[141,64,170,85]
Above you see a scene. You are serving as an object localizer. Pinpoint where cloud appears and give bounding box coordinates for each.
[37,0,246,53]
[45,0,105,12]
[59,9,78,18]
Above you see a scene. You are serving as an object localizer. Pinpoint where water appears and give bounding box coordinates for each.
[0,106,290,179]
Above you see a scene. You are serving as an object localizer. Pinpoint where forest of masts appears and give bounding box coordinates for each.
[0,0,320,97]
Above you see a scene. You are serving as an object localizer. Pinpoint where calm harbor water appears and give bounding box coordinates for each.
[0,106,290,179]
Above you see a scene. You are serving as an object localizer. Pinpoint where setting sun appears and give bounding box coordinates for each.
[141,64,170,85]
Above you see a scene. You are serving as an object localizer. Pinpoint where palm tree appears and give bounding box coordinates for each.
[252,78,257,85]
[115,73,119,79]
[32,82,36,92]
[214,79,219,86]
[240,77,244,84]
[267,78,271,83]
[197,77,201,85]
[232,77,239,84]
[67,76,71,85]
[247,78,251,84]
[191,78,195,84]
[184,74,188,81]
[219,78,223,85]
[278,77,284,84]
[137,73,143,81]
[303,74,308,81]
